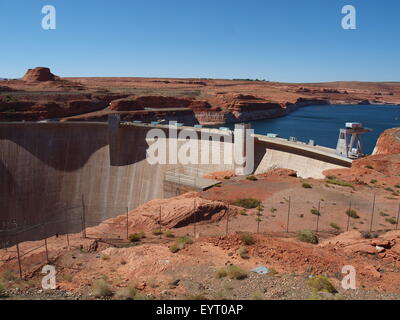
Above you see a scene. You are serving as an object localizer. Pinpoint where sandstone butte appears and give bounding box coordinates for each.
[22,67,58,82]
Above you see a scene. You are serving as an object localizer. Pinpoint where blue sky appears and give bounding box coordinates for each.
[0,0,399,82]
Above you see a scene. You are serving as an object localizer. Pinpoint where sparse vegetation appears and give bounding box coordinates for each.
[302,182,312,189]
[152,229,163,236]
[216,268,227,279]
[365,165,374,169]
[346,209,359,219]
[395,184,400,189]
[0,281,5,297]
[116,286,137,300]
[239,209,248,216]
[297,230,318,244]
[307,275,337,294]
[169,243,180,253]
[386,217,397,225]
[170,236,193,253]
[93,278,113,298]
[370,179,377,184]
[238,247,249,259]
[240,232,255,245]
[128,232,145,242]
[226,265,247,280]
[326,178,354,188]
[224,176,231,180]
[246,175,258,181]
[329,222,341,231]
[101,254,110,261]
[270,207,277,213]
[2,270,16,281]
[310,208,321,216]
[62,274,73,282]
[361,231,379,239]
[163,230,175,238]
[379,211,389,217]
[232,198,261,209]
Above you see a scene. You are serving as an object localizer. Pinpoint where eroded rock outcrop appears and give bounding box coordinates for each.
[372,128,400,155]
[22,67,58,82]
[88,192,231,233]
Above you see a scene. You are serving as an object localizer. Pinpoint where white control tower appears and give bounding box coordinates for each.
[336,122,372,159]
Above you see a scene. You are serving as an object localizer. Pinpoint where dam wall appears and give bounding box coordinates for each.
[0,121,350,245]
[0,122,234,244]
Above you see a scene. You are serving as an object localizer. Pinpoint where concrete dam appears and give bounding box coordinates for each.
[0,120,351,246]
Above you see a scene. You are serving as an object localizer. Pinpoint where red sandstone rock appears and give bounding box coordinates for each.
[22,67,58,82]
[372,128,400,155]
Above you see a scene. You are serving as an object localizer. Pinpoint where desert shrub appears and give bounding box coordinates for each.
[346,209,359,219]
[329,223,341,231]
[116,286,137,300]
[395,184,400,189]
[101,254,110,261]
[310,209,321,216]
[224,176,231,180]
[307,275,337,293]
[226,265,247,280]
[169,244,180,253]
[129,232,145,242]
[386,217,397,225]
[326,178,354,188]
[62,274,73,282]
[297,230,318,244]
[170,237,193,253]
[215,268,227,279]
[379,211,389,217]
[302,183,312,189]
[134,293,155,300]
[238,247,249,259]
[240,232,255,245]
[163,230,175,238]
[385,187,394,192]
[361,231,379,239]
[0,281,5,297]
[251,292,264,300]
[152,229,162,236]
[185,293,208,300]
[232,198,261,209]
[370,179,377,184]
[365,165,374,169]
[93,279,113,298]
[270,207,277,213]
[2,270,16,281]
[246,175,258,181]
[239,209,248,216]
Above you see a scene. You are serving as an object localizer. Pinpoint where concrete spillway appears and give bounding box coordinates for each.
[0,121,350,245]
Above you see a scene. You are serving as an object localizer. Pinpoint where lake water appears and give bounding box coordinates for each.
[221,105,400,154]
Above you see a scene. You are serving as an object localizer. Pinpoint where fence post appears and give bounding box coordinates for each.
[44,238,49,263]
[126,207,129,240]
[16,242,23,280]
[316,201,321,232]
[347,200,352,231]
[286,196,291,233]
[81,195,86,238]
[193,199,197,238]
[396,203,400,230]
[66,233,70,248]
[225,204,229,236]
[369,194,376,232]
[159,206,162,239]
